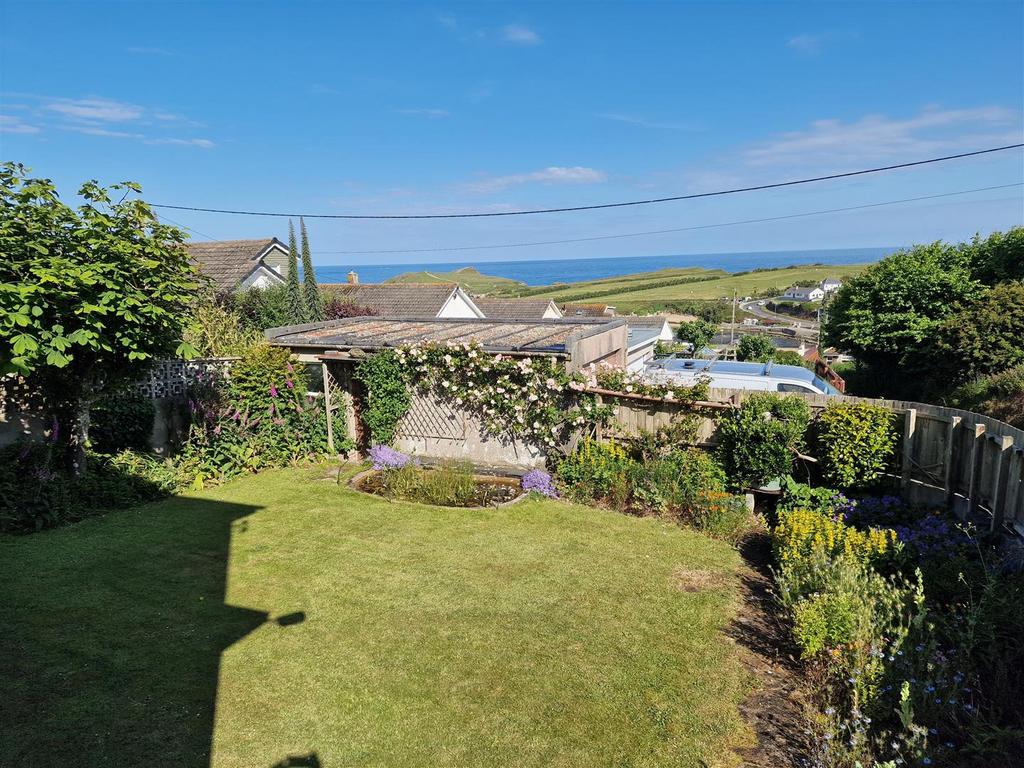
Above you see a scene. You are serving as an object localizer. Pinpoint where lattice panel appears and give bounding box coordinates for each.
[396,394,466,441]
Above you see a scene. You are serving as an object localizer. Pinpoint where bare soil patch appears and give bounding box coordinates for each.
[729,533,814,768]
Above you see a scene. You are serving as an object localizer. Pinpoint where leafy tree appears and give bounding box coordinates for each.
[965,226,1024,286]
[736,334,775,362]
[932,281,1024,383]
[773,349,812,369]
[228,284,291,331]
[675,319,717,352]
[0,162,199,472]
[823,241,981,379]
[285,219,306,324]
[183,296,263,357]
[300,217,324,321]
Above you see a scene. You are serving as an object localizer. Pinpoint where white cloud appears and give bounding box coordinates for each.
[466,166,606,193]
[398,108,450,118]
[147,137,215,148]
[598,112,703,131]
[0,115,40,134]
[502,24,541,45]
[20,93,215,148]
[436,14,458,30]
[786,34,822,55]
[743,106,1022,167]
[45,97,144,122]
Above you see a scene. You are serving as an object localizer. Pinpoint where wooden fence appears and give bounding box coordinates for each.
[591,387,1024,537]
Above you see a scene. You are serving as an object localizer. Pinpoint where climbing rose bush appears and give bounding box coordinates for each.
[397,341,612,447]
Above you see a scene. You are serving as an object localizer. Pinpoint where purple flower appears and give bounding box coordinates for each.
[522,469,559,498]
[286,379,294,389]
[369,444,413,470]
[270,385,278,398]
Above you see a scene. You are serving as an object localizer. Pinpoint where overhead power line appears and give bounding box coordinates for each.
[310,184,1024,255]
[151,144,1023,220]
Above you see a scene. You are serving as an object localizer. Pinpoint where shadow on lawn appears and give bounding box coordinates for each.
[0,495,303,767]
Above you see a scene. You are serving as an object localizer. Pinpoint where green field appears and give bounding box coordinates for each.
[385,266,526,295]
[2,466,752,768]
[493,264,867,305]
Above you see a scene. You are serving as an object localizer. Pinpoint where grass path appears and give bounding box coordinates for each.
[1,467,753,768]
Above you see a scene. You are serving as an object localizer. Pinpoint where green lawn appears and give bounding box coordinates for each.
[1,467,752,768]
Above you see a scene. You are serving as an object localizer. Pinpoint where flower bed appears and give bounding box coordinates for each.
[354,449,527,508]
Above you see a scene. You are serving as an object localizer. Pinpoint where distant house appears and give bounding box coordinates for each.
[320,282,484,319]
[563,302,616,317]
[474,298,563,320]
[782,285,825,302]
[187,238,290,292]
[820,277,843,293]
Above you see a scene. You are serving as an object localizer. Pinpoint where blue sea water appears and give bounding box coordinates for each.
[314,247,894,286]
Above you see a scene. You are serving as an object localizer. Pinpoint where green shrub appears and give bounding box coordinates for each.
[687,492,756,543]
[183,297,263,357]
[951,363,1024,428]
[228,284,292,332]
[90,388,155,454]
[555,438,637,506]
[177,344,342,488]
[716,394,810,489]
[814,401,898,491]
[629,448,726,515]
[736,334,775,362]
[227,344,300,412]
[0,443,170,533]
[354,350,412,445]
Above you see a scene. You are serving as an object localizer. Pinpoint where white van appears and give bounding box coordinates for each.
[644,357,841,395]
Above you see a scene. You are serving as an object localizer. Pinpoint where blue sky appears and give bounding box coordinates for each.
[1,0,1022,266]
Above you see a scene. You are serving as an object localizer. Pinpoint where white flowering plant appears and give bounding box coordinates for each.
[395,341,613,448]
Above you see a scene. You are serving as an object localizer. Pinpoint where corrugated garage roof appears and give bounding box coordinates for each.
[267,316,621,355]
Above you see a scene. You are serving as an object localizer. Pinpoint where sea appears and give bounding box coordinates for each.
[314,246,894,287]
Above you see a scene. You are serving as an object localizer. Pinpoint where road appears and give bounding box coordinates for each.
[738,300,820,339]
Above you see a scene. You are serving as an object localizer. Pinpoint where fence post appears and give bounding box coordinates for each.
[988,435,1015,533]
[321,361,334,454]
[943,415,962,509]
[901,408,918,497]
[1003,448,1023,535]
[965,423,987,518]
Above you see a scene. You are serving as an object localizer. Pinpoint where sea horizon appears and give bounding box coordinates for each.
[314,246,896,287]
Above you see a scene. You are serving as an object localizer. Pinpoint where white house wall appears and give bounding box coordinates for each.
[240,266,286,290]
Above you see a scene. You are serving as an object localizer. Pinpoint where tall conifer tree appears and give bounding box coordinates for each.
[285,219,307,324]
[300,217,324,321]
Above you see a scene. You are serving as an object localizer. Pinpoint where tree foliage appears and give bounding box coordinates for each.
[823,229,1023,401]
[285,219,306,324]
[932,280,1024,383]
[675,319,717,352]
[300,217,324,321]
[0,162,199,471]
[967,226,1024,286]
[736,333,775,362]
[823,241,982,376]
